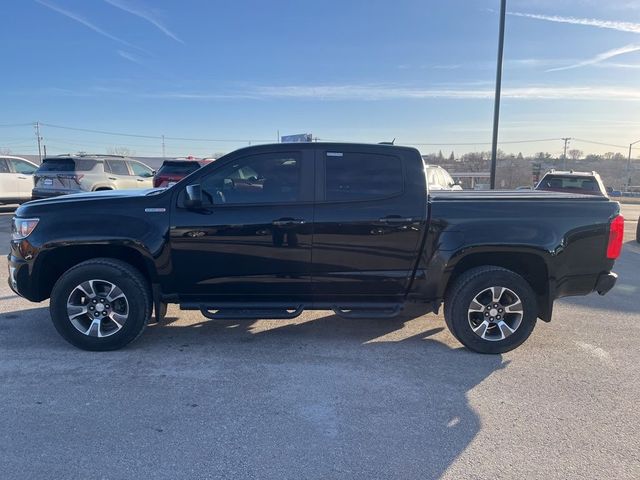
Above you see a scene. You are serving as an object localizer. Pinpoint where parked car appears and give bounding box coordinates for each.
[32,154,154,199]
[0,156,38,204]
[535,170,607,196]
[606,186,622,197]
[153,158,214,188]
[9,143,622,354]
[424,164,462,191]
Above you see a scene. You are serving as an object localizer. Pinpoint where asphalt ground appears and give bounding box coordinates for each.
[0,203,638,480]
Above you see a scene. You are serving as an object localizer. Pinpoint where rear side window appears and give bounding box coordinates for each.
[157,161,201,176]
[325,152,403,201]
[37,158,98,172]
[538,175,599,192]
[0,159,9,173]
[106,160,129,176]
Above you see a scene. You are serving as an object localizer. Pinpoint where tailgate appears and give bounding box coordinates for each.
[34,172,79,190]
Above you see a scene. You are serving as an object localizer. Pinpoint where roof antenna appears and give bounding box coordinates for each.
[378,138,396,145]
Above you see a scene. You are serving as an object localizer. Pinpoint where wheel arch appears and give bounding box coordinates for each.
[443,249,553,322]
[33,243,156,301]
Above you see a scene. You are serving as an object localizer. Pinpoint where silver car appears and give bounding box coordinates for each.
[32,155,154,199]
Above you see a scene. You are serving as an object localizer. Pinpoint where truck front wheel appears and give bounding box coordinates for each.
[50,258,152,351]
[444,266,537,354]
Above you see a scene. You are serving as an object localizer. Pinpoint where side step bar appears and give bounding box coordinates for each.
[181,302,304,320]
[180,302,404,320]
[332,303,403,319]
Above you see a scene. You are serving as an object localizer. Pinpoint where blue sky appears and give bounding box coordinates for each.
[1,0,640,157]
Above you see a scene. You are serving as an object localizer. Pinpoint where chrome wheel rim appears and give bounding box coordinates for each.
[66,279,129,338]
[467,286,523,342]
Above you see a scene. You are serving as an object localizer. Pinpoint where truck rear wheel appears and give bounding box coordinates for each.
[444,266,537,354]
[50,258,152,351]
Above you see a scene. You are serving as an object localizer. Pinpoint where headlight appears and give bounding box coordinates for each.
[11,218,39,240]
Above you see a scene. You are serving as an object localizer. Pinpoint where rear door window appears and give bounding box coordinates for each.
[325,152,403,201]
[0,159,9,173]
[106,160,130,176]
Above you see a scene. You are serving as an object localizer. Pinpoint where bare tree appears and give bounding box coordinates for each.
[568,149,583,160]
[107,146,135,156]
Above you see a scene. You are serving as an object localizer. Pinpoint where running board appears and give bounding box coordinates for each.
[332,303,403,319]
[181,302,304,320]
[180,302,404,320]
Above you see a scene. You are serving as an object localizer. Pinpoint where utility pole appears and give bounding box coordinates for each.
[34,122,43,162]
[561,137,571,170]
[277,130,280,143]
[43,145,47,158]
[629,139,640,189]
[161,135,166,158]
[489,0,506,190]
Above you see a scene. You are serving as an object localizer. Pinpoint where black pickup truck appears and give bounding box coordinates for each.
[8,143,624,353]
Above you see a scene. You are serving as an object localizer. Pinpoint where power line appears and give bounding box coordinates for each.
[40,122,273,143]
[40,122,161,139]
[572,138,628,149]
[0,123,33,128]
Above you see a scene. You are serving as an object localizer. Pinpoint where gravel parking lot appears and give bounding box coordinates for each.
[1,204,639,479]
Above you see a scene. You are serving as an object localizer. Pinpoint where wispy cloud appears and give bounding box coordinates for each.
[248,84,640,101]
[104,0,184,44]
[140,92,257,100]
[18,83,640,102]
[547,44,640,71]
[117,50,144,65]
[508,11,640,34]
[35,0,141,50]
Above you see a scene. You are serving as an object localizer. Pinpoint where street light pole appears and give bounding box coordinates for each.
[628,139,640,189]
[490,0,507,190]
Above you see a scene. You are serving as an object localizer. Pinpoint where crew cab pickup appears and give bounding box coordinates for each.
[8,143,623,353]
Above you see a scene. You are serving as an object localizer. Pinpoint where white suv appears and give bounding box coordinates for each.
[424,164,462,191]
[0,156,38,204]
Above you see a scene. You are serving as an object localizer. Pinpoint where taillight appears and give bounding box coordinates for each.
[606,215,624,259]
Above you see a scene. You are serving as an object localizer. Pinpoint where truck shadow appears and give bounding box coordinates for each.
[0,305,506,478]
[143,308,506,478]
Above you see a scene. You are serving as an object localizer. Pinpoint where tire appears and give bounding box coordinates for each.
[50,258,152,351]
[444,266,538,354]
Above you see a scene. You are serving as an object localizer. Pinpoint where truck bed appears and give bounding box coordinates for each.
[429,190,610,201]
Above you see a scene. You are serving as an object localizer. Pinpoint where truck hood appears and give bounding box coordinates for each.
[16,188,166,216]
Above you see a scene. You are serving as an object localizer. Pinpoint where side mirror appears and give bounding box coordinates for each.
[184,184,203,209]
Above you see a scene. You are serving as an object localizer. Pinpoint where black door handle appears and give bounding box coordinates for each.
[137,178,145,182]
[378,216,414,224]
[272,218,305,227]
[108,177,117,181]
